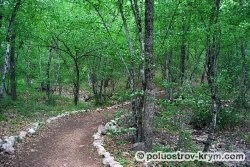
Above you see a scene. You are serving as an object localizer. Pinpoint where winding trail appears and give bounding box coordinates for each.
[1,109,117,167]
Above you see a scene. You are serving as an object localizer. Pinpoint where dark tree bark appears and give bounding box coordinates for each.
[179,18,189,85]
[73,58,80,106]
[143,0,155,151]
[180,35,186,85]
[203,0,221,152]
[0,0,21,99]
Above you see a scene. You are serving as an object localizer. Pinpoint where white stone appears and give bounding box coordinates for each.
[93,133,101,140]
[93,141,103,148]
[103,156,114,164]
[71,110,78,114]
[98,125,104,134]
[57,114,63,118]
[93,138,104,147]
[104,152,111,158]
[107,107,112,110]
[50,116,58,120]
[18,131,28,140]
[103,158,109,165]
[112,165,123,167]
[1,143,15,154]
[105,122,113,129]
[5,136,15,146]
[32,122,40,130]
[46,119,52,123]
[46,117,57,123]
[109,160,119,166]
[97,146,106,156]
[110,120,117,125]
[2,136,15,154]
[28,128,36,134]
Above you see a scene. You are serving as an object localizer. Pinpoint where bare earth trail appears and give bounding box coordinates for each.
[3,110,116,167]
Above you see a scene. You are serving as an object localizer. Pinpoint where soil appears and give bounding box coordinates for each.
[0,110,116,167]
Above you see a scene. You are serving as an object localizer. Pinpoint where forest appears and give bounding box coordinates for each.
[0,0,249,166]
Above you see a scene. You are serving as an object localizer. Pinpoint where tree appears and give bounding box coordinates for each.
[0,0,22,100]
[203,0,221,152]
[143,0,155,151]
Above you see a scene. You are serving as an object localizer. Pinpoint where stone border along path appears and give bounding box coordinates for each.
[93,120,123,167]
[0,102,130,158]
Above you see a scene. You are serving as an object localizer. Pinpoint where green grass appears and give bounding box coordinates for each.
[0,88,95,136]
[0,91,92,118]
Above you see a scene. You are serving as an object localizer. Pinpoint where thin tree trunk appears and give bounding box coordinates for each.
[54,53,61,95]
[239,0,248,107]
[9,24,17,100]
[0,0,5,48]
[180,20,189,85]
[46,48,53,104]
[240,42,247,107]
[130,0,145,83]
[0,0,21,98]
[73,56,80,106]
[0,44,10,98]
[180,38,186,85]
[164,50,173,100]
[203,0,221,152]
[26,41,32,87]
[118,0,143,142]
[143,0,155,151]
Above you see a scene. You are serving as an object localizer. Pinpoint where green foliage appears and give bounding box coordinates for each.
[217,108,242,130]
[0,89,92,122]
[117,157,129,166]
[152,144,173,152]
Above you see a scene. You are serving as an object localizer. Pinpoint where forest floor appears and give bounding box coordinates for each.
[0,104,124,167]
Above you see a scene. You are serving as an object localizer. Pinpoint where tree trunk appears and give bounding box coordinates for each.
[46,48,53,104]
[130,0,145,83]
[90,72,97,102]
[203,0,221,152]
[179,20,189,85]
[0,0,21,99]
[73,55,80,106]
[9,24,17,100]
[239,0,248,107]
[180,39,186,85]
[26,41,32,87]
[0,0,4,47]
[164,50,173,100]
[54,54,61,95]
[0,43,10,98]
[143,0,155,151]
[118,0,143,142]
[240,42,247,107]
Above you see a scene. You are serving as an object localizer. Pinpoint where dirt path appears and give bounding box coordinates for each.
[1,110,115,167]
